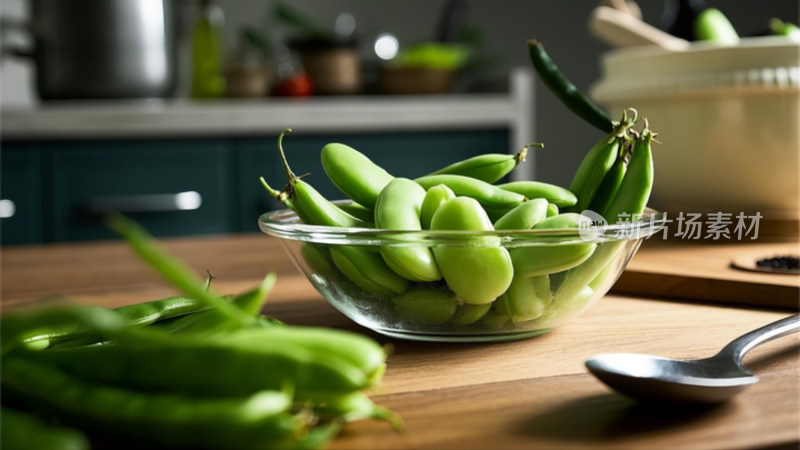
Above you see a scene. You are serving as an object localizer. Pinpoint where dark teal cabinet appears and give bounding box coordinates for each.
[49,140,234,242]
[1,146,43,245]
[1,128,509,244]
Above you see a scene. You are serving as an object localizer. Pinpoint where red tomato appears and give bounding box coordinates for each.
[274,73,313,97]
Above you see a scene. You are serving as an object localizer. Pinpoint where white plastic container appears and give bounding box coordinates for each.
[591,36,800,217]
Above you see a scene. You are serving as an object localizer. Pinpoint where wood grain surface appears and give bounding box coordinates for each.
[2,234,798,449]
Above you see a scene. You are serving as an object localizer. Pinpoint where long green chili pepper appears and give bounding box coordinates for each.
[527,39,614,133]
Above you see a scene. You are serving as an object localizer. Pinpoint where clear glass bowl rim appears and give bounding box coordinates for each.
[258,203,667,246]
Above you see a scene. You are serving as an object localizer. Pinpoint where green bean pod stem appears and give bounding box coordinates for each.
[425,145,539,183]
[430,197,514,304]
[320,142,394,208]
[420,184,456,230]
[527,39,613,133]
[497,180,577,208]
[415,174,526,210]
[374,178,442,282]
[603,128,654,224]
[2,357,304,450]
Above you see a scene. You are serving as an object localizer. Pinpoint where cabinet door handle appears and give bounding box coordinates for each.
[0,199,16,219]
[82,191,203,214]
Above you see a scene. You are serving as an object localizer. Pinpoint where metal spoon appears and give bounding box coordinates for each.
[585,314,799,403]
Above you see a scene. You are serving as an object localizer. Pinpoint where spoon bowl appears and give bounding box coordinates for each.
[586,314,799,403]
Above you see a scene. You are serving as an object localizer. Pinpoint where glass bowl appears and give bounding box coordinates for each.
[259,205,666,343]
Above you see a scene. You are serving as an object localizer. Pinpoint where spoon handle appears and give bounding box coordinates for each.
[716,314,800,365]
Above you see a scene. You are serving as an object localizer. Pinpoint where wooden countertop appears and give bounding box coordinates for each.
[2,234,798,450]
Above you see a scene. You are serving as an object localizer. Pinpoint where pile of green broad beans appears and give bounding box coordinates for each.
[1,215,400,450]
[260,108,654,335]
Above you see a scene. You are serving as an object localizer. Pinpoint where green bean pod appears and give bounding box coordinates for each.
[509,212,596,277]
[450,303,492,326]
[603,129,654,224]
[420,184,456,230]
[494,275,552,323]
[336,201,375,224]
[430,197,514,304]
[588,152,627,218]
[566,134,623,213]
[415,174,526,210]
[527,39,614,133]
[330,246,409,297]
[694,8,739,44]
[374,178,442,282]
[2,357,304,450]
[493,198,549,231]
[21,329,374,397]
[1,407,90,450]
[321,142,394,208]
[497,181,577,208]
[278,154,367,228]
[546,203,559,217]
[425,145,538,183]
[308,391,403,430]
[391,283,458,325]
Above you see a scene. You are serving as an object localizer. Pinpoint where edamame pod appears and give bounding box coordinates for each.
[497,181,577,208]
[494,275,552,322]
[391,284,458,325]
[420,184,456,230]
[321,142,394,208]
[493,198,549,230]
[330,246,409,297]
[425,145,539,183]
[415,174,526,210]
[430,197,514,304]
[374,178,442,282]
[602,129,654,224]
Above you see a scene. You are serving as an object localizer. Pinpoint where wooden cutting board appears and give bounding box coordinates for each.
[613,239,800,309]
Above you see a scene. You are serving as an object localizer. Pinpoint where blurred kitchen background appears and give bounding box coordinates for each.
[1,0,798,245]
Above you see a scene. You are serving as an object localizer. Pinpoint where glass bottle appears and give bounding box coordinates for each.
[190,0,225,98]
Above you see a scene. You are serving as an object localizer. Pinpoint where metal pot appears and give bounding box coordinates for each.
[25,0,176,100]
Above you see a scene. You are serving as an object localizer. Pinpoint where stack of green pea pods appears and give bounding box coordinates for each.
[0,216,401,450]
[261,106,653,332]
